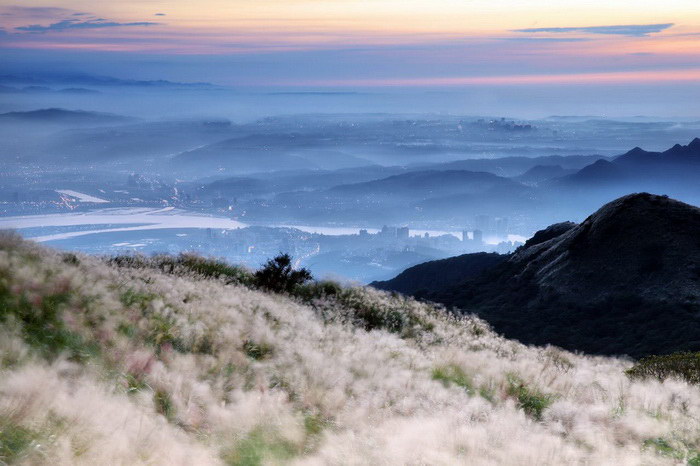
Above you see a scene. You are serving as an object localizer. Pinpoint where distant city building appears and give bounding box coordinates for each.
[473,229,483,244]
[381,225,397,237]
[495,217,509,237]
[474,215,491,233]
[397,226,409,240]
[462,230,470,242]
[359,229,368,236]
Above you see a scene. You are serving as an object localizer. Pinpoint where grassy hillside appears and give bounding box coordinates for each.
[2,232,700,465]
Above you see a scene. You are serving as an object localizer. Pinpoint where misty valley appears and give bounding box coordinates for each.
[4,88,700,283]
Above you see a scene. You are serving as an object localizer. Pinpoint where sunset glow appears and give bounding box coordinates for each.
[1,0,699,93]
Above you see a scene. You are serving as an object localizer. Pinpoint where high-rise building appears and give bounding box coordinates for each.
[462,230,470,242]
[381,225,397,237]
[472,229,483,244]
[495,217,509,237]
[474,215,491,233]
[397,226,409,240]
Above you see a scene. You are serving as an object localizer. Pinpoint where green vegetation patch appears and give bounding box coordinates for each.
[222,428,298,466]
[146,313,184,353]
[642,437,700,464]
[110,253,254,286]
[0,418,40,464]
[174,254,254,285]
[0,283,98,363]
[432,365,473,393]
[154,389,176,421]
[506,375,554,421]
[242,340,273,360]
[626,352,700,385]
[119,289,158,309]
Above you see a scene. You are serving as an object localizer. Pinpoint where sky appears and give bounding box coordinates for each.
[1,1,699,116]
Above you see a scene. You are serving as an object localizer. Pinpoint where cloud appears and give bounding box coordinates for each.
[15,18,160,33]
[513,23,674,37]
[1,6,75,17]
[499,37,590,43]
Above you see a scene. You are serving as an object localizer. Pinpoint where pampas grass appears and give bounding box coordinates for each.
[1,232,699,465]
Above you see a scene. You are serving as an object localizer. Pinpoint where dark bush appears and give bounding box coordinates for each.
[294,280,343,302]
[626,352,700,385]
[254,254,312,294]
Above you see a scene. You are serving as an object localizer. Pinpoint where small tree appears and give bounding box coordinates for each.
[254,254,312,293]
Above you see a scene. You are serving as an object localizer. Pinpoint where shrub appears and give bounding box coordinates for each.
[354,304,406,333]
[626,352,700,385]
[293,280,343,302]
[254,254,312,294]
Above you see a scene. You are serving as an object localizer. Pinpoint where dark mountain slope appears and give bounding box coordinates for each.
[377,193,700,358]
[371,252,506,296]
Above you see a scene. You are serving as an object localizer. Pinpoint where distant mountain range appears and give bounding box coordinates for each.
[0,85,100,94]
[327,169,524,200]
[0,73,217,89]
[555,138,700,187]
[514,164,577,184]
[616,137,700,165]
[173,133,372,173]
[0,108,134,126]
[374,193,700,358]
[424,154,606,177]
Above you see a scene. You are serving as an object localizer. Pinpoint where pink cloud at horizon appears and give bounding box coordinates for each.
[276,68,700,88]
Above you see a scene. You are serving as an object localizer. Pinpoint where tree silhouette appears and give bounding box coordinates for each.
[254,254,312,293]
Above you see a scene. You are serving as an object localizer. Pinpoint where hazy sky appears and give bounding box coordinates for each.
[1,1,699,116]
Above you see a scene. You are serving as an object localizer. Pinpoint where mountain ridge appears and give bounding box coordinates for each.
[375,192,700,357]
